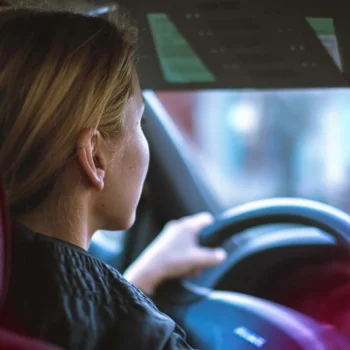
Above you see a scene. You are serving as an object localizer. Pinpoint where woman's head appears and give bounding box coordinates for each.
[0,8,149,239]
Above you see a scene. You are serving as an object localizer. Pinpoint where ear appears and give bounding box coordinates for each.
[76,128,106,191]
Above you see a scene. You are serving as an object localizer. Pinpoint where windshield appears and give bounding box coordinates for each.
[156,88,350,213]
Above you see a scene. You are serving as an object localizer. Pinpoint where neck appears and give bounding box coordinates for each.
[17,194,94,250]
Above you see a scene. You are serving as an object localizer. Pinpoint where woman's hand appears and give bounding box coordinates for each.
[123,212,227,296]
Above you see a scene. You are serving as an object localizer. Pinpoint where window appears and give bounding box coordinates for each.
[156,88,350,213]
[89,230,126,268]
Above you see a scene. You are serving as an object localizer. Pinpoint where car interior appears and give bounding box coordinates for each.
[1,0,350,349]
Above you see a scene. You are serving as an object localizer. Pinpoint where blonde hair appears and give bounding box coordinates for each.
[0,7,138,215]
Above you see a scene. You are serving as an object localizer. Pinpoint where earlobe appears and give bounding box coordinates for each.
[95,165,105,191]
[93,155,106,191]
[76,129,106,191]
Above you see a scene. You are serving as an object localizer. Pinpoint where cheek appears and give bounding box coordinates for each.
[128,134,149,187]
[140,133,150,174]
[122,131,149,184]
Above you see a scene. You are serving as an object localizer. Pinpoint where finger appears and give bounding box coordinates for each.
[196,212,215,226]
[184,212,215,232]
[191,247,227,269]
[192,212,214,223]
[180,212,213,223]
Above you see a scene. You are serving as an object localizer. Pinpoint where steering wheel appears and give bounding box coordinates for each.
[155,198,350,350]
[200,197,350,247]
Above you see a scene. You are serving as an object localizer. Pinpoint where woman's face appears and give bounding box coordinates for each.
[96,72,149,230]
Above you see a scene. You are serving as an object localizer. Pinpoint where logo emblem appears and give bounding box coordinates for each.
[233,326,267,348]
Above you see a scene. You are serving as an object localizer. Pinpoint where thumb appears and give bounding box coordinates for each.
[191,247,227,269]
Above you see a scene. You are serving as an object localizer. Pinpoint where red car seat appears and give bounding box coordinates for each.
[0,181,61,349]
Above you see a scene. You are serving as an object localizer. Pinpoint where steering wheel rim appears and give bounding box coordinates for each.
[199,198,350,249]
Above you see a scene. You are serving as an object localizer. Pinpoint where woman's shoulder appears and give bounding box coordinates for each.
[9,226,193,349]
[11,224,153,309]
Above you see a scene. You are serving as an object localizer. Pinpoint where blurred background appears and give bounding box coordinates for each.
[157,89,350,212]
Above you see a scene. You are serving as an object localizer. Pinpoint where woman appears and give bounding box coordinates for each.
[0,6,227,350]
